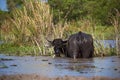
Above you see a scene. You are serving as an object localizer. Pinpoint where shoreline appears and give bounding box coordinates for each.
[0,74,120,80]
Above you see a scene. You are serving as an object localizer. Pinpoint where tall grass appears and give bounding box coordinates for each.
[1,0,63,56]
[110,9,120,56]
[0,0,117,56]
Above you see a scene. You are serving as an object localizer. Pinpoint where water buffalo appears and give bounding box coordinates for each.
[48,31,94,59]
[66,31,94,59]
[47,38,67,57]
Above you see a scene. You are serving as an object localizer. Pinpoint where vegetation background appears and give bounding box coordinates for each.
[0,0,120,56]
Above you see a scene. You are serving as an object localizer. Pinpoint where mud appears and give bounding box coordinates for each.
[0,74,120,80]
[0,54,120,80]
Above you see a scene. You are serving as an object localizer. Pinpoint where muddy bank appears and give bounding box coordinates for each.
[0,74,120,80]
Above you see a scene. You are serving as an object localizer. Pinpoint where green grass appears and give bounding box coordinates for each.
[0,39,116,57]
[0,43,51,56]
[92,26,115,39]
[65,26,115,40]
[0,24,116,57]
[0,0,118,57]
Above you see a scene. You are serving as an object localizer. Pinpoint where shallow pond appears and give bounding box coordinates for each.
[0,54,120,78]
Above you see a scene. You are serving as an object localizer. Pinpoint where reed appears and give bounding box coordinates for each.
[110,9,120,56]
[1,0,67,56]
[0,0,116,56]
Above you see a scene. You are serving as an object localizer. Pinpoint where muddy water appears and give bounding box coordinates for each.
[0,54,120,78]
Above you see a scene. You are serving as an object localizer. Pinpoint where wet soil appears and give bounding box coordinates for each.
[0,54,120,80]
[0,74,120,80]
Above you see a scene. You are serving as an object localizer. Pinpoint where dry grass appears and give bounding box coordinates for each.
[0,0,118,56]
[1,0,67,56]
[110,9,120,56]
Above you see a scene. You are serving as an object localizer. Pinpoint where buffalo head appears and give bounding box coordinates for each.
[47,38,67,57]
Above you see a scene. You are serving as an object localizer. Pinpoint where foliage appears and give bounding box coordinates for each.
[48,0,120,25]
[0,0,119,56]
[0,10,9,26]
[84,0,120,25]
[48,0,85,25]
[1,0,66,56]
[6,0,120,25]
[6,0,23,11]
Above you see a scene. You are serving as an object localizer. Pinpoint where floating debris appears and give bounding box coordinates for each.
[0,64,8,68]
[0,58,13,61]
[42,59,48,61]
[63,65,97,72]
[80,71,88,73]
[48,62,52,64]
[111,60,116,62]
[10,64,17,67]
[101,68,104,69]
[114,68,118,71]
